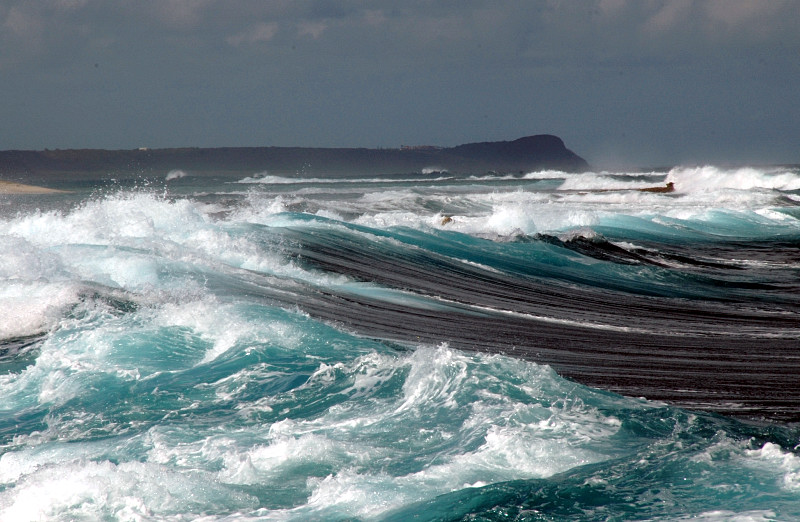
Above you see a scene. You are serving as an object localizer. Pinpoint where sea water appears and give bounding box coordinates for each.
[1,165,799,520]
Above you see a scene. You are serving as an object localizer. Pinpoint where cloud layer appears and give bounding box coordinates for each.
[2,1,799,165]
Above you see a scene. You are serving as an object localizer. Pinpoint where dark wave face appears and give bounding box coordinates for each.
[271,218,800,421]
[1,165,799,519]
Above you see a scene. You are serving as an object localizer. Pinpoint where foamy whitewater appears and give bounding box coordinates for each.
[1,165,799,520]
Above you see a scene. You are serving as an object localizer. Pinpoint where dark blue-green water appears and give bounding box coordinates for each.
[1,166,799,520]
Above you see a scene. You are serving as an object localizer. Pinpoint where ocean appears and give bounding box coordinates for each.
[1,164,799,520]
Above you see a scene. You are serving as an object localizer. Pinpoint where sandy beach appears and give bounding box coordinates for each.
[0,180,69,194]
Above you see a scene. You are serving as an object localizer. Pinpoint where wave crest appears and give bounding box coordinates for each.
[667,166,800,193]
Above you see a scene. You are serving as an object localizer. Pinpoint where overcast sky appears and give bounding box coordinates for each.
[2,1,799,167]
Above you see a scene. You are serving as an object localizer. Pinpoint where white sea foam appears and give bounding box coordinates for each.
[5,192,210,247]
[98,345,621,519]
[558,171,663,191]
[667,166,800,193]
[2,168,800,519]
[346,181,668,236]
[215,346,619,518]
[223,432,354,485]
[237,173,453,185]
[0,458,255,520]
[0,306,139,412]
[0,235,81,339]
[0,235,64,280]
[165,169,188,181]
[522,169,571,179]
[674,510,778,521]
[745,442,800,491]
[2,191,351,298]
[153,299,305,364]
[288,347,619,518]
[238,173,325,184]
[467,173,519,181]
[227,165,800,240]
[3,196,197,293]
[0,282,80,340]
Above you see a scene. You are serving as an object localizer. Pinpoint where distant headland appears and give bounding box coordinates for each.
[0,135,589,178]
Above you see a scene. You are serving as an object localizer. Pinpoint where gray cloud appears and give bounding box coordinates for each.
[2,1,799,166]
[227,22,280,46]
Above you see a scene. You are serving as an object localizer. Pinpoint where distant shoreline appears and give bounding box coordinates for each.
[0,180,69,194]
[0,135,590,176]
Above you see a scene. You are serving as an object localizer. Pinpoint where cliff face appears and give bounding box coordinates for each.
[0,135,589,178]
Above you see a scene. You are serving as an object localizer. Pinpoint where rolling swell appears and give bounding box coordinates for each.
[272,218,800,421]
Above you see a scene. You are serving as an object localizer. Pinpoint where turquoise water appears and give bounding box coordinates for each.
[1,166,799,520]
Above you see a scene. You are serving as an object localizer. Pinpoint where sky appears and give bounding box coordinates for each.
[1,0,799,167]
